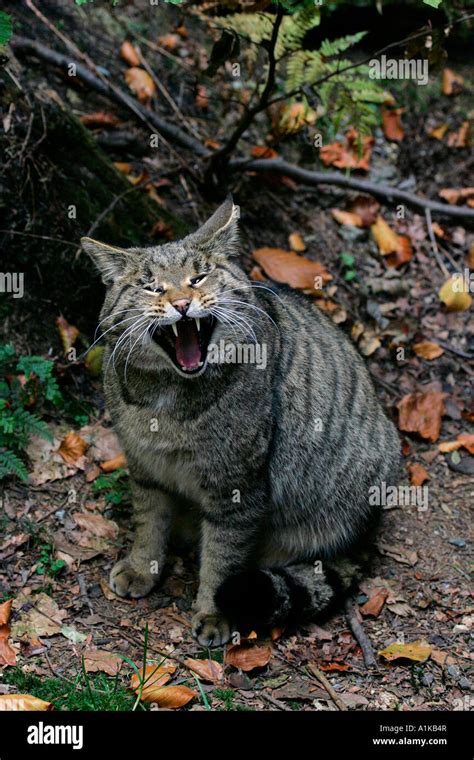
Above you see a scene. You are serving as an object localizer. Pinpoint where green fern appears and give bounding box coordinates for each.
[0,344,61,482]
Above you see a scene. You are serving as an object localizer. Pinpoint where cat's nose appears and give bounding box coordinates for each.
[172,298,191,315]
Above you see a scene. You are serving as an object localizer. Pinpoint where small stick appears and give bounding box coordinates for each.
[425,208,450,277]
[344,597,378,669]
[306,662,348,711]
[262,693,292,711]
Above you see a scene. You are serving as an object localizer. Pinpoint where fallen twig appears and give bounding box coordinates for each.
[425,208,450,277]
[306,662,348,711]
[344,597,378,669]
[229,158,474,220]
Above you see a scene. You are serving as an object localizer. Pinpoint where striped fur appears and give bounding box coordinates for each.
[81,197,401,647]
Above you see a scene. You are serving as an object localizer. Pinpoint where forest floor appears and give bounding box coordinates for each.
[0,1,473,712]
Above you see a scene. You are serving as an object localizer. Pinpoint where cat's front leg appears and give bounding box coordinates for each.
[110,478,172,598]
[192,506,260,647]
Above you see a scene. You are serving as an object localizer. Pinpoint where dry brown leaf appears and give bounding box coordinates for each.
[100,453,127,472]
[442,68,464,96]
[378,542,418,566]
[139,684,196,707]
[438,439,463,453]
[331,209,363,227]
[379,640,431,663]
[288,231,306,251]
[130,664,175,697]
[11,592,67,639]
[320,128,374,171]
[458,433,474,455]
[381,107,404,142]
[124,68,156,102]
[446,121,470,149]
[73,512,118,540]
[250,145,278,159]
[439,187,474,206]
[58,432,88,465]
[360,588,388,618]
[0,694,53,711]
[120,41,140,67]
[350,195,380,226]
[439,276,472,312]
[56,315,79,353]
[428,123,449,141]
[184,657,224,683]
[397,389,446,442]
[83,650,122,676]
[0,623,16,667]
[114,162,132,174]
[80,112,120,129]
[225,642,272,671]
[253,247,331,292]
[413,341,444,360]
[430,649,455,668]
[371,217,413,267]
[158,34,180,51]
[407,462,429,487]
[0,599,12,626]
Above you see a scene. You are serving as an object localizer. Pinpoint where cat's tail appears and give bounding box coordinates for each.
[215,558,363,633]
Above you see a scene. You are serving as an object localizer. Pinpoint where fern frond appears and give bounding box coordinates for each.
[319,32,367,58]
[0,450,28,481]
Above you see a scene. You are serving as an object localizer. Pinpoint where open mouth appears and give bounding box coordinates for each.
[152,316,216,374]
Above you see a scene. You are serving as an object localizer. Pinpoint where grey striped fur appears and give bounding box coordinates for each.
[81,197,401,647]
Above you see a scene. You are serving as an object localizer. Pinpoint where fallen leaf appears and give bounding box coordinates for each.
[184,657,223,683]
[428,123,449,141]
[378,542,418,566]
[158,34,180,51]
[0,599,12,626]
[413,341,444,360]
[56,315,79,353]
[84,346,104,377]
[358,333,381,356]
[320,128,374,171]
[225,642,272,671]
[439,433,474,455]
[288,232,306,251]
[250,146,278,159]
[397,389,446,442]
[80,112,120,129]
[381,107,404,141]
[58,432,88,465]
[407,462,429,486]
[318,662,351,672]
[114,162,132,174]
[446,121,470,149]
[100,453,127,472]
[430,649,455,668]
[124,68,156,102]
[439,187,474,206]
[360,588,388,618]
[371,216,413,267]
[253,247,331,291]
[439,276,472,312]
[12,592,67,638]
[139,684,196,707]
[130,664,175,698]
[350,195,380,226]
[331,209,363,227]
[120,40,140,67]
[83,650,122,676]
[73,512,118,540]
[195,84,208,110]
[442,68,464,96]
[0,695,52,711]
[379,640,431,663]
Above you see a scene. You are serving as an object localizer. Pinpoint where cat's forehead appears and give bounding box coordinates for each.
[138,241,205,272]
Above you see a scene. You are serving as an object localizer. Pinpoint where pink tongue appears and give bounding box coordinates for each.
[175,321,201,370]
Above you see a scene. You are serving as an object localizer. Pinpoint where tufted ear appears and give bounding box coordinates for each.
[188,195,240,257]
[81,237,139,284]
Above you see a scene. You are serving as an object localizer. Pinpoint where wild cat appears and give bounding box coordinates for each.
[81,196,400,647]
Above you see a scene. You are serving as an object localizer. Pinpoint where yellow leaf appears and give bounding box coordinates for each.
[439,276,472,312]
[371,216,401,255]
[413,341,444,360]
[138,684,196,707]
[288,232,306,251]
[0,694,53,711]
[56,315,79,353]
[378,640,431,663]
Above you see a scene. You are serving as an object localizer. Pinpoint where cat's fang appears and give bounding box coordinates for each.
[195,318,201,331]
[171,322,178,337]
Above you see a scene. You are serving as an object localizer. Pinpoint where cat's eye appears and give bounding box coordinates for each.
[144,284,165,295]
[190,274,207,286]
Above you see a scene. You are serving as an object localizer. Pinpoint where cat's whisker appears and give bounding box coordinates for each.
[124,321,152,383]
[105,316,149,380]
[219,283,284,303]
[93,308,143,342]
[82,314,143,360]
[211,305,258,344]
[217,298,279,331]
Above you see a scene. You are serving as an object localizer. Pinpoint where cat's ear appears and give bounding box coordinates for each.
[189,194,240,257]
[81,237,137,283]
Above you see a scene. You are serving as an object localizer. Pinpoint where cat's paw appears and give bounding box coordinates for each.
[192,610,232,648]
[109,558,156,599]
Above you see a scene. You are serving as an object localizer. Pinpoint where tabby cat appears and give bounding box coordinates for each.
[81,196,400,647]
